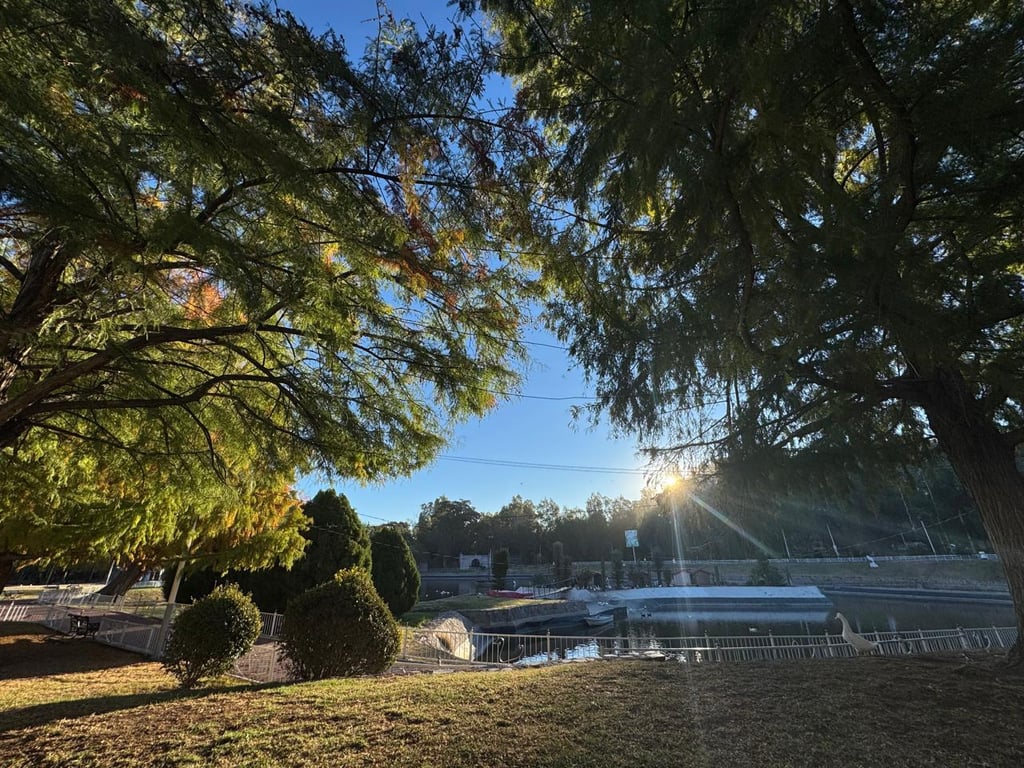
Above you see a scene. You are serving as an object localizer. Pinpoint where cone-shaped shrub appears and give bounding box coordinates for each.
[280,568,399,680]
[162,584,262,688]
[370,525,421,617]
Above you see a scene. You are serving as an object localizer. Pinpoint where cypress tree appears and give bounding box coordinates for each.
[370,526,421,617]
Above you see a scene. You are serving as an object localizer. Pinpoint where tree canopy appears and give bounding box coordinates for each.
[169,488,368,612]
[484,0,1024,658]
[0,0,540,583]
[414,497,482,566]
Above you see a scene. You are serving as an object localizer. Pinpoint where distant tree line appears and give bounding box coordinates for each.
[409,458,989,571]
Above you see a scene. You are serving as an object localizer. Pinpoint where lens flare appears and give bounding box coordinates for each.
[689,494,775,557]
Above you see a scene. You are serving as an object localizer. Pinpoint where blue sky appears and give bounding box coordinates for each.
[284,1,651,524]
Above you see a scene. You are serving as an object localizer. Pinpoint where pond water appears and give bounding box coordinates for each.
[518,593,1015,640]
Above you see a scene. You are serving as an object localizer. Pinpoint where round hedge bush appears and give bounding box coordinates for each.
[162,583,262,688]
[280,568,400,680]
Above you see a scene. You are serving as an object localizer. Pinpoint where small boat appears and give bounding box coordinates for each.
[584,614,614,627]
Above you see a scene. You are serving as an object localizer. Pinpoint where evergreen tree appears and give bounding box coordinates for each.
[170,489,368,612]
[491,547,510,590]
[486,0,1024,663]
[300,490,371,580]
[370,525,421,617]
[0,0,540,591]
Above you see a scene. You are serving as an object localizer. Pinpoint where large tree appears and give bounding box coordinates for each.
[0,0,539,584]
[485,1,1024,659]
[414,497,482,567]
[299,489,371,579]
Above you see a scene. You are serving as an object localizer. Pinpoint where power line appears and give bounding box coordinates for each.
[438,454,647,475]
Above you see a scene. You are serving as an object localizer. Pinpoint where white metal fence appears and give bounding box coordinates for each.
[0,600,29,623]
[221,623,1020,683]
[404,624,1017,666]
[27,604,168,656]
[5,600,1017,684]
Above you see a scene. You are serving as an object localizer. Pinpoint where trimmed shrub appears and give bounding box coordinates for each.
[162,584,262,688]
[280,568,399,680]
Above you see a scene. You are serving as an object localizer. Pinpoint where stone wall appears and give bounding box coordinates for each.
[461,600,589,630]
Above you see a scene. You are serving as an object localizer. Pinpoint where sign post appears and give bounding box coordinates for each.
[625,529,639,566]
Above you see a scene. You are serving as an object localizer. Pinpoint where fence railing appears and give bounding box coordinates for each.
[30,604,168,657]
[405,624,1018,666]
[0,600,29,623]
[7,601,1017,684]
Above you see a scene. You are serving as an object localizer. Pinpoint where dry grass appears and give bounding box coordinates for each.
[3,623,1024,767]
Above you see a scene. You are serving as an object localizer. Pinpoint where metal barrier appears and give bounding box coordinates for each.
[260,611,284,639]
[30,605,166,656]
[0,600,29,622]
[6,601,1017,683]
[404,624,1018,667]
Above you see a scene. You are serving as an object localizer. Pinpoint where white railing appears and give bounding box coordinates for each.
[223,623,1018,684]
[8,600,1016,683]
[30,604,170,657]
[405,624,1018,667]
[0,600,29,622]
[260,611,284,639]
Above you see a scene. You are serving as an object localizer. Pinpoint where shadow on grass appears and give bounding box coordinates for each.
[1,638,148,680]
[0,626,155,682]
[2,679,288,733]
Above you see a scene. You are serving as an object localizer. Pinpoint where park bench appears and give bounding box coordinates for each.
[67,613,101,638]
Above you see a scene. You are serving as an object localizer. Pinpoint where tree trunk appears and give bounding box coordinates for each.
[97,563,145,597]
[921,368,1024,664]
[0,555,18,595]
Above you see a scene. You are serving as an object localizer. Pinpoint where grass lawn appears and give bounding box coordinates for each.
[2,623,1023,767]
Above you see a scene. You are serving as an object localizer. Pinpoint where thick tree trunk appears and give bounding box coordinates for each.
[97,563,145,597]
[921,368,1024,664]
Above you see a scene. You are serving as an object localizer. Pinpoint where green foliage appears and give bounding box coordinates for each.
[1,428,308,591]
[301,491,371,577]
[0,0,540,581]
[485,0,1024,472]
[486,0,1024,643]
[491,547,509,590]
[370,525,421,617]
[746,555,787,587]
[162,584,262,688]
[414,498,482,568]
[169,490,369,613]
[280,569,399,680]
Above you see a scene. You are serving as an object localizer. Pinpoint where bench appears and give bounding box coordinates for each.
[68,613,101,638]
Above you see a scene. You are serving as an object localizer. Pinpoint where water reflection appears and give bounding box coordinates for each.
[827,595,1014,634]
[578,597,1016,638]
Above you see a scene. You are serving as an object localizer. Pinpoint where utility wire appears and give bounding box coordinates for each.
[438,455,646,475]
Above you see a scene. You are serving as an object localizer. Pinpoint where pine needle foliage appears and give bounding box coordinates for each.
[370,525,421,617]
[0,0,542,582]
[484,0,1024,659]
